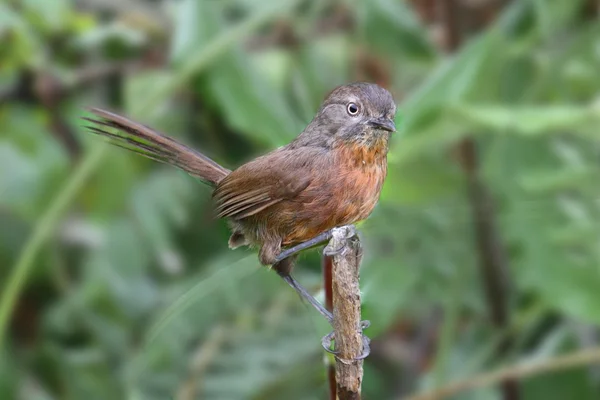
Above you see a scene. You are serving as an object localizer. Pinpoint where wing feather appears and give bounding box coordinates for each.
[212,150,315,220]
[215,192,272,218]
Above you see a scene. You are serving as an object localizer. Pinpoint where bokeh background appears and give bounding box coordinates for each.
[2,0,600,399]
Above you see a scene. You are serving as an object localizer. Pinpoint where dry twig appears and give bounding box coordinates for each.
[325,226,367,400]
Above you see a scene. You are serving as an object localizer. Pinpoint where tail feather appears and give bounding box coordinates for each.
[83,107,230,186]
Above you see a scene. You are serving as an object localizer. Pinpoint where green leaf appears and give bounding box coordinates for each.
[171,0,303,145]
[0,349,17,398]
[359,0,436,59]
[22,0,72,33]
[452,104,600,136]
[135,0,301,115]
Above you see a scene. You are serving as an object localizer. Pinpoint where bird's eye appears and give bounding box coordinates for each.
[346,102,359,116]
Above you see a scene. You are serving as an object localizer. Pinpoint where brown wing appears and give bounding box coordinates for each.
[213,149,314,219]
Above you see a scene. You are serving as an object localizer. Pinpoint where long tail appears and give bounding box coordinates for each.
[83,108,230,186]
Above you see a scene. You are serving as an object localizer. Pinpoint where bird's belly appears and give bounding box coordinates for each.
[231,145,388,248]
[280,163,386,245]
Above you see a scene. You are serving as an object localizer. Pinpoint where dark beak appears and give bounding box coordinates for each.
[369,118,396,132]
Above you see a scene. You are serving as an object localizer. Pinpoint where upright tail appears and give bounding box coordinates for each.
[83,108,230,186]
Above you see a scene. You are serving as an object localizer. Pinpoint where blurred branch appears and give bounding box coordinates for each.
[0,63,136,106]
[325,226,367,400]
[461,150,519,397]
[38,63,137,159]
[246,4,354,51]
[0,145,107,350]
[0,63,136,159]
[438,0,462,51]
[436,0,517,399]
[403,347,600,400]
[47,111,82,160]
[408,0,437,23]
[77,0,168,25]
[177,325,228,400]
[0,70,36,105]
[355,50,392,90]
[70,62,139,90]
[457,140,510,327]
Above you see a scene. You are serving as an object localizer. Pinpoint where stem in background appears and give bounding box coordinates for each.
[457,140,510,328]
[324,254,334,312]
[431,267,464,387]
[436,1,517,399]
[459,140,518,399]
[323,253,336,400]
[0,145,107,350]
[3,65,133,160]
[176,325,227,400]
[403,347,600,400]
[325,226,366,400]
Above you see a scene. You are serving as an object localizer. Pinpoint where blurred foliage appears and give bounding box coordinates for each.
[1,0,600,399]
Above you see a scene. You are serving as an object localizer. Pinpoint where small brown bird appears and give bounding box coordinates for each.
[84,82,396,339]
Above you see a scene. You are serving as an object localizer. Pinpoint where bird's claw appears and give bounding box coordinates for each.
[321,319,371,361]
[323,246,343,257]
[356,334,371,360]
[321,331,338,355]
[324,225,358,256]
[338,224,358,240]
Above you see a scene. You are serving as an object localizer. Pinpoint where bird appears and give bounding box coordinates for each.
[83,82,396,354]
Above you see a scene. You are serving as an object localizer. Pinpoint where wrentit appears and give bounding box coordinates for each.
[84,82,396,351]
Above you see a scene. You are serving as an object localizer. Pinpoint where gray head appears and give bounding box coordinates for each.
[292,82,397,148]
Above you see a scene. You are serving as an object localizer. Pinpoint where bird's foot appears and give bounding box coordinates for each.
[321,320,371,362]
[323,225,358,256]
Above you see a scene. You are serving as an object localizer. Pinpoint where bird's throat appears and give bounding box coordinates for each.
[334,135,389,169]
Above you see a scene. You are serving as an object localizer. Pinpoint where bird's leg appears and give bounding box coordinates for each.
[276,267,373,359]
[277,270,372,359]
[274,225,358,263]
[272,230,334,264]
[268,226,371,360]
[279,272,333,323]
[264,246,333,323]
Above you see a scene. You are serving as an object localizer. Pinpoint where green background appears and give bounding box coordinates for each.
[1,0,600,399]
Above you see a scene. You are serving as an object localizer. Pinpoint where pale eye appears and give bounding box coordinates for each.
[346,102,359,116]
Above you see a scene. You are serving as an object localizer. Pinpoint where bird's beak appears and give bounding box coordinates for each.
[368,118,396,132]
